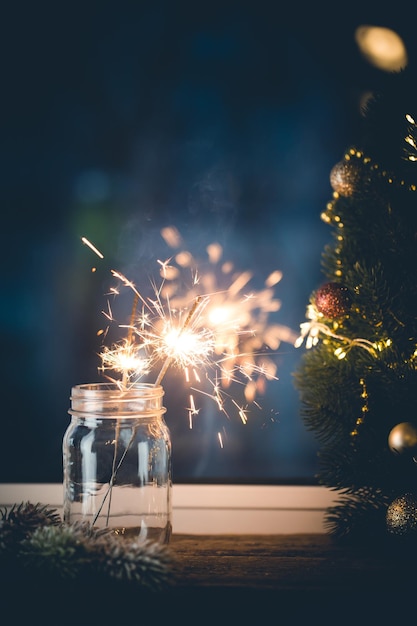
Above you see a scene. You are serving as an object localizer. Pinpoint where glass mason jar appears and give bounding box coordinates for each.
[63,382,172,544]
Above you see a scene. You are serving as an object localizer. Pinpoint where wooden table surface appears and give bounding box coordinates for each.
[5,533,417,625]
[167,533,417,624]
[170,531,415,585]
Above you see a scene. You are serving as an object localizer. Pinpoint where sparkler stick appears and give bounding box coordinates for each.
[92,431,135,527]
[122,293,139,388]
[106,292,140,525]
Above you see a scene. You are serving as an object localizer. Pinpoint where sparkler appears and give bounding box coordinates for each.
[83,230,297,423]
[81,230,296,529]
[157,227,297,406]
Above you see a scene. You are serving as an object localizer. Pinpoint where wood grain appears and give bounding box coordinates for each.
[4,534,417,625]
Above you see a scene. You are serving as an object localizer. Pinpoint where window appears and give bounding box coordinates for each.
[2,4,378,487]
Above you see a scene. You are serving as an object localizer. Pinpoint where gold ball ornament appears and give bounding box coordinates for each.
[388,422,417,459]
[330,160,361,196]
[386,493,417,536]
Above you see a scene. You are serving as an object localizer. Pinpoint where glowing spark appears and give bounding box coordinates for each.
[154,296,213,385]
[158,257,178,280]
[265,270,283,287]
[160,225,182,248]
[158,323,214,368]
[110,270,151,311]
[187,394,199,428]
[102,300,114,322]
[207,243,222,264]
[81,236,104,259]
[232,399,249,424]
[99,339,152,384]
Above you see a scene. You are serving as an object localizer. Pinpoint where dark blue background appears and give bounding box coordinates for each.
[2,2,414,483]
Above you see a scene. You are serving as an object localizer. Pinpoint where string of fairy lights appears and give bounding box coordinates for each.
[296,113,417,442]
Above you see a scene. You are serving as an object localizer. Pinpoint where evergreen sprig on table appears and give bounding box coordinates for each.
[0,501,172,591]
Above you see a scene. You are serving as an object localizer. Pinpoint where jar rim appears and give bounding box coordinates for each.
[69,382,166,417]
[71,382,164,396]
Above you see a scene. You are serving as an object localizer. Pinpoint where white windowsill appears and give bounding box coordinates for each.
[0,483,337,534]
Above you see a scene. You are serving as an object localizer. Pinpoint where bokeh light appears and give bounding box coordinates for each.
[355,25,408,71]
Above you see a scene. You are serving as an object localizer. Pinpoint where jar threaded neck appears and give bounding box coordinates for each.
[69,382,166,417]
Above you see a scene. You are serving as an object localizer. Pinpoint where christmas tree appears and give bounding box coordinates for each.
[294,65,417,543]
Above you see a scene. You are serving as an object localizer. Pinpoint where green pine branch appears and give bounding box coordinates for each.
[296,65,417,542]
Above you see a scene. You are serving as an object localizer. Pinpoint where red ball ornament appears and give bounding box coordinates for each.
[315,282,352,318]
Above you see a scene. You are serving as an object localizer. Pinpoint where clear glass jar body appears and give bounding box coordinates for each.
[63,383,172,544]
